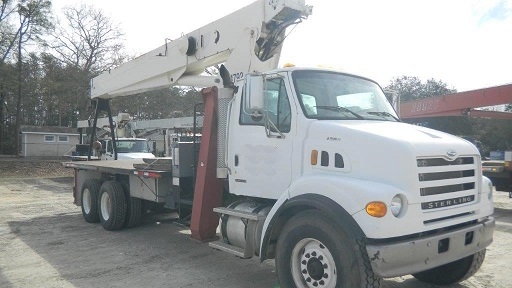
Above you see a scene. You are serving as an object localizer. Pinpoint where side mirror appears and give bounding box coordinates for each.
[244,73,264,113]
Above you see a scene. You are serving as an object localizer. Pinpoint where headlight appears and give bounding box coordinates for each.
[483,176,493,201]
[390,194,403,217]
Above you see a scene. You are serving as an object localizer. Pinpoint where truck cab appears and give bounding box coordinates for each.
[101,138,155,160]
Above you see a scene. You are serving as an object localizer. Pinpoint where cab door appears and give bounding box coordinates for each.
[103,140,114,160]
[227,76,296,199]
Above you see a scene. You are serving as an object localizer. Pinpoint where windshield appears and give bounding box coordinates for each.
[292,70,398,121]
[115,140,150,153]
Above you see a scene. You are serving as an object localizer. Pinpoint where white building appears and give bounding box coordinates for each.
[20,126,79,157]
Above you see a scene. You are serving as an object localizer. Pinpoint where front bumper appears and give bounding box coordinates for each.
[365,217,495,278]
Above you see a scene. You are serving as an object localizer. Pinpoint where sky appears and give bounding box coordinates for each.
[51,0,512,92]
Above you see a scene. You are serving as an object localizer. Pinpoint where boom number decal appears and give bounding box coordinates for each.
[230,72,244,83]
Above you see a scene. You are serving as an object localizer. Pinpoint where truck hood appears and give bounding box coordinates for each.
[117,153,155,160]
[305,120,480,192]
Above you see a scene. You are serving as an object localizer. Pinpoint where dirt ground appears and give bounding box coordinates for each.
[0,156,72,178]
[0,158,511,288]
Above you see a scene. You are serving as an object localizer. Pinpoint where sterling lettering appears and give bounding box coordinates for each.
[422,195,475,210]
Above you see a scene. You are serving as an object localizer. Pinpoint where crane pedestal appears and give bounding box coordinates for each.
[190,87,224,241]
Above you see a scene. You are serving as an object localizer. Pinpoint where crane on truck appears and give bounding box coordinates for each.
[63,1,495,287]
[71,113,155,160]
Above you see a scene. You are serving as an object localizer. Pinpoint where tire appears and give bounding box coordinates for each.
[123,196,142,228]
[412,249,486,286]
[275,210,381,288]
[80,179,102,223]
[119,182,142,229]
[98,181,127,231]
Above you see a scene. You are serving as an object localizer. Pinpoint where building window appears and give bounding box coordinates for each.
[58,136,69,142]
[44,135,55,142]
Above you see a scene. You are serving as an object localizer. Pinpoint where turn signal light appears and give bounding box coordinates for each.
[366,201,387,218]
[311,150,318,165]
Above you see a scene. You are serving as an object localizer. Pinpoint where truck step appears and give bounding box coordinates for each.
[209,241,250,258]
[211,207,266,259]
[213,207,265,221]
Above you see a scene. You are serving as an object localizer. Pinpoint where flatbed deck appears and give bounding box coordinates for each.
[63,159,145,175]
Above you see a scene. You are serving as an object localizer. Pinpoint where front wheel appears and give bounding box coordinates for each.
[412,249,486,285]
[275,210,380,288]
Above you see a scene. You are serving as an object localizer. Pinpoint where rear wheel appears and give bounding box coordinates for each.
[80,179,102,223]
[412,249,486,285]
[124,196,142,228]
[275,210,380,288]
[98,181,127,231]
[119,182,142,228]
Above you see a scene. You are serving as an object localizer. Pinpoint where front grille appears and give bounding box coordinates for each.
[417,157,474,167]
[417,156,478,210]
[420,182,475,196]
[419,170,474,182]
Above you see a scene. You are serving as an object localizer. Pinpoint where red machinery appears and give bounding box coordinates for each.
[400,83,512,119]
[399,83,512,197]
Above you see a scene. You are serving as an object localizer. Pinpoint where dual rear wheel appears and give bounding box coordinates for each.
[80,179,142,230]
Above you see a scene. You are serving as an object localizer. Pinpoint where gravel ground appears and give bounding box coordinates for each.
[0,156,72,178]
[0,158,511,287]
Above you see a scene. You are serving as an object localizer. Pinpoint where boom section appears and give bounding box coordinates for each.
[90,0,312,99]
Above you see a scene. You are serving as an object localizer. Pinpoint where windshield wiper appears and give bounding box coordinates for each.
[366,111,400,122]
[315,106,365,120]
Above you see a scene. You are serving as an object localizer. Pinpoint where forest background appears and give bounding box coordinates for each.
[1,0,510,156]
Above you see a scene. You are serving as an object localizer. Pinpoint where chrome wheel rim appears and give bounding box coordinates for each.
[100,192,111,221]
[83,188,91,214]
[291,238,337,288]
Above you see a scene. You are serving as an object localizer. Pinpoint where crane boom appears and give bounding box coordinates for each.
[400,83,512,119]
[91,0,312,99]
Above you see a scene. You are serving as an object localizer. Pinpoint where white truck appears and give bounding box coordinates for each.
[71,113,154,160]
[98,137,154,160]
[64,1,495,287]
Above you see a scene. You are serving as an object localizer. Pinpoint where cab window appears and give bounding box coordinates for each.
[240,77,291,133]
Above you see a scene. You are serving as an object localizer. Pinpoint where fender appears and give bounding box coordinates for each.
[259,174,405,260]
[259,193,365,261]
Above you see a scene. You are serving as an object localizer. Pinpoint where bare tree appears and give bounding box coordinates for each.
[1,0,21,63]
[14,0,52,155]
[1,0,18,153]
[49,4,126,74]
[1,0,15,22]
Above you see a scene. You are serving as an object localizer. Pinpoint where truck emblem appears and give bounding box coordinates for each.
[446,149,458,160]
[326,136,341,141]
